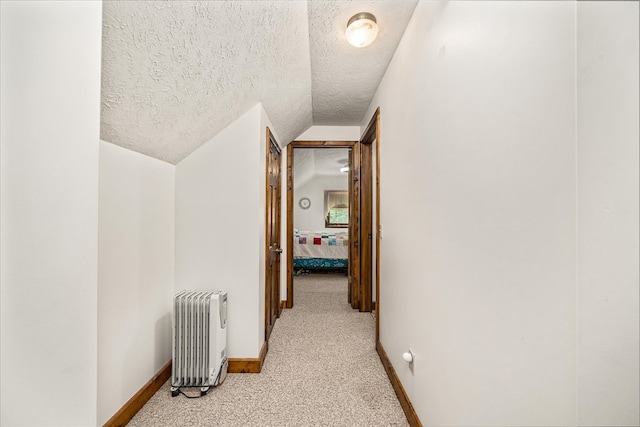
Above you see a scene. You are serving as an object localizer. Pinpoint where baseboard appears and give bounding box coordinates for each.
[103,360,172,427]
[376,341,423,427]
[105,341,269,425]
[228,340,268,373]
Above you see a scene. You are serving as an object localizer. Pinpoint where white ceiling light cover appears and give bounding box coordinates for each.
[346,12,378,48]
[308,1,418,125]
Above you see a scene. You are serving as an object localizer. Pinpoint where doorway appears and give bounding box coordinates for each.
[286,141,356,308]
[285,108,380,338]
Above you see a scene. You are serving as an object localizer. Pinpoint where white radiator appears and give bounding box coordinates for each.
[171,290,228,396]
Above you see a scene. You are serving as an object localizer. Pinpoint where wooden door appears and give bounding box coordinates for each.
[349,144,361,309]
[347,149,353,305]
[359,142,373,312]
[265,128,282,341]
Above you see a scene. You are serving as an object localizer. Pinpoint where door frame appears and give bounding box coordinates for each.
[360,107,381,342]
[285,140,357,309]
[265,127,282,342]
[284,108,380,341]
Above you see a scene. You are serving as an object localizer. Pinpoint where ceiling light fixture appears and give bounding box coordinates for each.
[346,12,378,48]
[340,166,349,173]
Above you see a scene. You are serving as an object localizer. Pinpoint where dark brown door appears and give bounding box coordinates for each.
[349,144,361,309]
[347,149,353,305]
[265,128,282,341]
[359,142,373,312]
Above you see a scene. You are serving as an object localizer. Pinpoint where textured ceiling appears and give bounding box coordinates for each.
[294,148,350,188]
[309,1,418,124]
[100,1,417,164]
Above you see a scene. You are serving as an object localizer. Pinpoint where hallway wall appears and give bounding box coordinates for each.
[0,1,103,425]
[363,1,578,425]
[175,104,275,358]
[576,2,640,425]
[97,141,175,425]
[364,1,639,425]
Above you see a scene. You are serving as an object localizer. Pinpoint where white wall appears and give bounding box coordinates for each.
[0,1,102,425]
[296,125,360,141]
[176,104,267,358]
[97,141,175,425]
[363,2,578,425]
[294,175,349,233]
[577,2,640,426]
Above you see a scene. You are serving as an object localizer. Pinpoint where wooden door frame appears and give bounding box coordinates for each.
[265,127,282,342]
[284,108,380,342]
[358,141,373,313]
[349,142,361,309]
[360,108,381,342]
[285,140,357,309]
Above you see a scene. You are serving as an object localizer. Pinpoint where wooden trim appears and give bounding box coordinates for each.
[265,127,271,340]
[361,107,378,142]
[359,107,380,316]
[228,341,269,373]
[265,128,283,341]
[374,107,381,343]
[350,142,361,309]
[286,144,294,309]
[103,360,172,427]
[360,107,382,340]
[281,300,287,310]
[290,140,357,148]
[286,140,358,310]
[104,326,271,425]
[359,141,373,312]
[376,341,423,427]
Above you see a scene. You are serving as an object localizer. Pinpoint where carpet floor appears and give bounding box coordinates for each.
[128,274,408,426]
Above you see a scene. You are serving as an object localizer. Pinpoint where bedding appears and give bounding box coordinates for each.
[293,231,348,271]
[294,232,348,259]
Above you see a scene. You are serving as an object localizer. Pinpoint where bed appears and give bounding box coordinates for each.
[293,231,348,272]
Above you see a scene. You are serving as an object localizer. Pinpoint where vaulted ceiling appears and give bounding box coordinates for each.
[294,148,350,189]
[101,0,417,164]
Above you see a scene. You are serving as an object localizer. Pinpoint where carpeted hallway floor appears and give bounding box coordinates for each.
[128,274,408,426]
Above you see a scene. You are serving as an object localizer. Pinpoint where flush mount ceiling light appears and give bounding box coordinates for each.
[346,12,378,48]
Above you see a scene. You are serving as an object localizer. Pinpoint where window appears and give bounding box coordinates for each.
[325,190,349,228]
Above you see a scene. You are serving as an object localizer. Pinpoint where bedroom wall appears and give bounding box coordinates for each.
[97,141,175,425]
[576,2,639,425]
[0,1,102,425]
[294,175,349,233]
[175,104,269,358]
[363,1,578,425]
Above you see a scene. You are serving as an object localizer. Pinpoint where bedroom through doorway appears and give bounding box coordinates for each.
[287,142,352,309]
[286,110,380,334]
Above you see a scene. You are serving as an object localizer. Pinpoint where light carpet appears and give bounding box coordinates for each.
[128,274,408,426]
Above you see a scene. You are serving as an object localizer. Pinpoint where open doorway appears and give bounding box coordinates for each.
[285,109,380,338]
[286,141,356,308]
